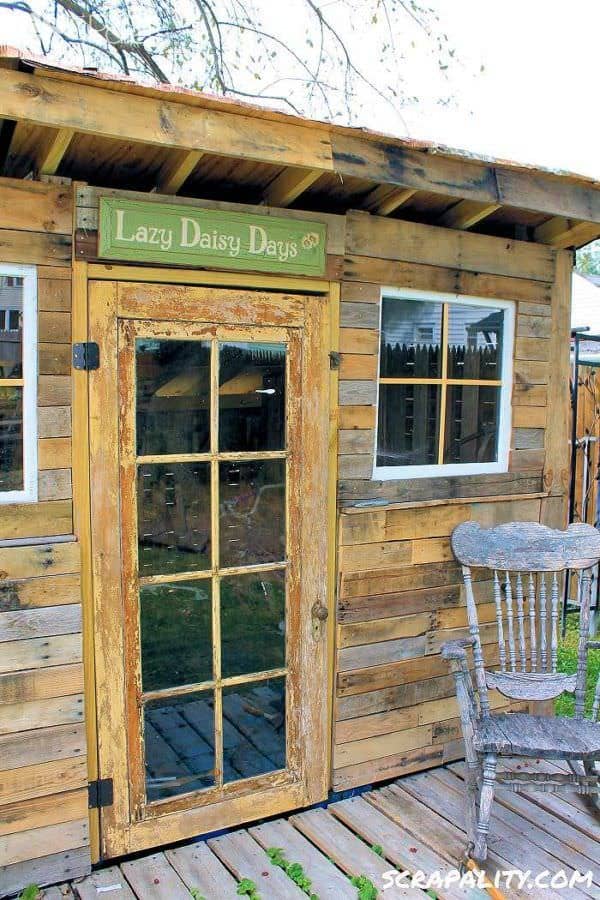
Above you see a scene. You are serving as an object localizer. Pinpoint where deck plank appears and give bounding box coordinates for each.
[291,806,423,898]
[73,865,137,900]
[399,774,572,900]
[448,761,600,874]
[165,842,239,899]
[370,784,531,900]
[120,852,191,899]
[250,817,356,899]
[330,794,487,900]
[208,829,306,899]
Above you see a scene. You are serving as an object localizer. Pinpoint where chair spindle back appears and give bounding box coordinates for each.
[452,522,600,720]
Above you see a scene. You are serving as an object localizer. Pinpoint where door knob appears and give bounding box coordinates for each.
[312,601,329,621]
[311,600,328,641]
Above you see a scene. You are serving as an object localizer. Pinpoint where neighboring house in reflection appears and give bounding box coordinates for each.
[572,272,600,364]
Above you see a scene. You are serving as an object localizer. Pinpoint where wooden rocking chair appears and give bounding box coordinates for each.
[442,521,600,863]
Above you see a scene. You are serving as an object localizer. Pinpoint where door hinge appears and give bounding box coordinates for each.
[329,351,340,370]
[88,777,114,809]
[73,342,100,371]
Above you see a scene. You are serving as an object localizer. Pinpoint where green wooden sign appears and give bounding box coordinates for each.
[98,197,327,276]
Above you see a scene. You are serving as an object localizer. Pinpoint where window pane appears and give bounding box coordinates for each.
[0,386,23,491]
[380,298,442,378]
[219,459,285,568]
[447,305,504,380]
[219,342,286,452]
[137,462,211,576]
[140,580,212,692]
[222,678,286,782]
[221,570,285,678]
[0,276,23,378]
[144,691,215,802]
[136,339,210,456]
[377,383,440,467]
[443,385,500,464]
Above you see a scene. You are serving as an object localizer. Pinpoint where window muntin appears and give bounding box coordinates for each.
[0,266,37,502]
[375,289,514,479]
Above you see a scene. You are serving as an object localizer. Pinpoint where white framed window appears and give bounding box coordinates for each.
[0,265,37,502]
[374,287,515,480]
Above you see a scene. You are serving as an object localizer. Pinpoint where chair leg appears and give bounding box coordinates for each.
[583,760,600,813]
[464,757,481,856]
[473,752,497,863]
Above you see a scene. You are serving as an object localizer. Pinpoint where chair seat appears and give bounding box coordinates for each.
[473,713,600,760]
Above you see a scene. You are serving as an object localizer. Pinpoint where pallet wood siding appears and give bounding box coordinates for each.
[333,212,572,789]
[0,178,90,891]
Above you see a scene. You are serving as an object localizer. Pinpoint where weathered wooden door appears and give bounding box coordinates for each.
[88,280,330,858]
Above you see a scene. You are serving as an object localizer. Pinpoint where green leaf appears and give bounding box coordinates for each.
[189,890,206,900]
[371,844,384,857]
[18,888,41,900]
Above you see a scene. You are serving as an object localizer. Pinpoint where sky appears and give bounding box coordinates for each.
[0,0,598,180]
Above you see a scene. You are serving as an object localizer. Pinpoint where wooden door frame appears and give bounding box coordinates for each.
[72,263,339,862]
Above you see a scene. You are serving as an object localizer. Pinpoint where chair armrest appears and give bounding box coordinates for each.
[441,637,476,661]
[588,641,600,650]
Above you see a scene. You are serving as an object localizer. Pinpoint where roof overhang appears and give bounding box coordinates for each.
[0,51,599,248]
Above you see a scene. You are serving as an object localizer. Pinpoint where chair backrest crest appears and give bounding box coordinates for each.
[451,520,600,720]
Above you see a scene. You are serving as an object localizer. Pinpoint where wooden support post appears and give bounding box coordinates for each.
[37,127,74,176]
[534,216,600,249]
[361,185,416,216]
[262,166,322,207]
[436,199,501,230]
[155,149,203,195]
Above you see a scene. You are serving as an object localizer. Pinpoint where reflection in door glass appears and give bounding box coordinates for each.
[222,678,286,783]
[144,691,215,802]
[219,460,285,568]
[136,339,210,456]
[140,580,213,692]
[137,463,211,576]
[219,342,286,452]
[220,571,285,678]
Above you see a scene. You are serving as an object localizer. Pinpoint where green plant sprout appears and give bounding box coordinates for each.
[237,878,260,899]
[350,874,378,899]
[266,847,318,898]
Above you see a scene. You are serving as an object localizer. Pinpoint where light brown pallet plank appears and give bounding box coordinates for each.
[209,829,306,898]
[120,852,191,899]
[250,817,356,899]
[165,842,239,899]
[291,806,422,898]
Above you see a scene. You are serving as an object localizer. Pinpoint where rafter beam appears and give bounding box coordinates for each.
[261,166,321,207]
[2,68,600,226]
[35,126,74,176]
[156,149,203,195]
[533,216,600,249]
[436,199,501,230]
[361,185,416,216]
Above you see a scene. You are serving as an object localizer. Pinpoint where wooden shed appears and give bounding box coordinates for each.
[1,49,600,895]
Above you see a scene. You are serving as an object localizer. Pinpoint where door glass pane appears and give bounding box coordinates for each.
[443,385,500,464]
[447,305,504,380]
[222,678,286,783]
[137,462,211,576]
[219,342,286,452]
[140,580,213,692]
[380,298,442,378]
[0,275,22,378]
[144,691,215,802]
[0,386,23,491]
[136,339,210,456]
[377,383,441,467]
[219,460,285,568]
[221,571,285,678]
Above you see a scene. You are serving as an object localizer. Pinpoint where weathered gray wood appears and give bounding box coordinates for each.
[452,521,600,571]
[442,519,600,864]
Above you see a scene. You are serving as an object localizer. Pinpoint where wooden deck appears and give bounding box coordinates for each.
[47,759,599,900]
